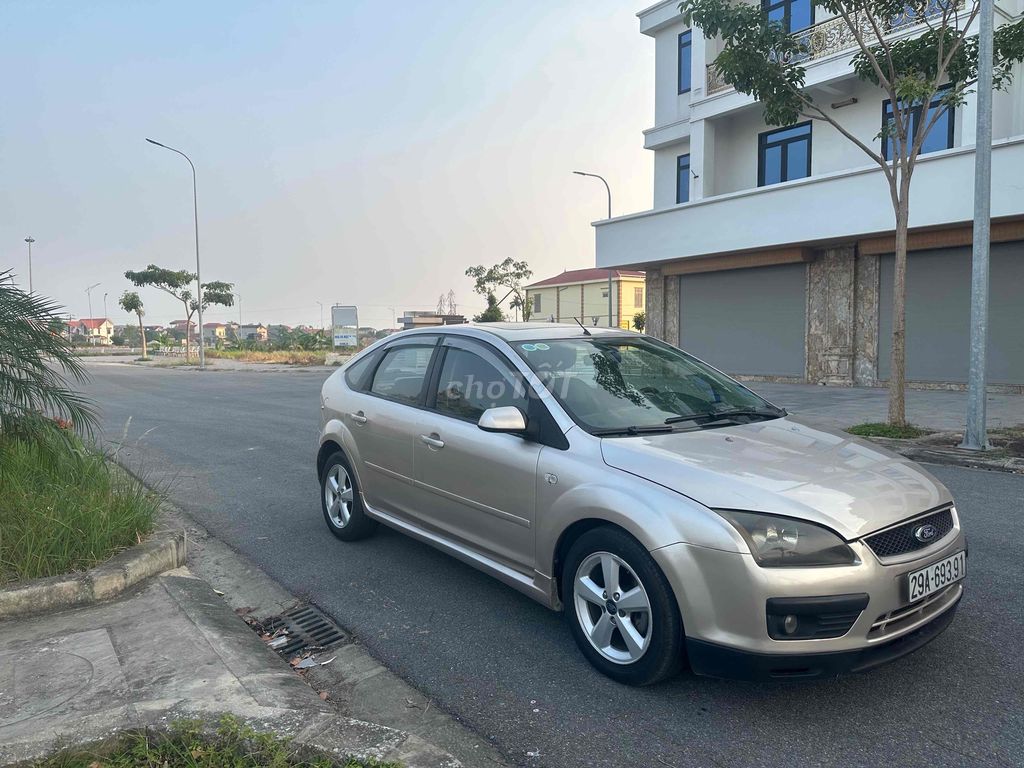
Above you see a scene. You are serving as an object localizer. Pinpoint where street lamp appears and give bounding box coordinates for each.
[85,282,101,320]
[147,138,206,369]
[24,237,35,293]
[103,292,108,320]
[573,171,615,328]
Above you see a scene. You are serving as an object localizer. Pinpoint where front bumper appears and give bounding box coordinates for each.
[687,590,960,680]
[651,521,966,680]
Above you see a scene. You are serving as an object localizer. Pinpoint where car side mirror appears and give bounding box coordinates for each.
[478,406,527,434]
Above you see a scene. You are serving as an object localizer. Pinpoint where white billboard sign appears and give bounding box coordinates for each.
[331,305,359,348]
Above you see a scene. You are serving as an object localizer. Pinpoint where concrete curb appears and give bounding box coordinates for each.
[866,436,1024,473]
[0,529,187,619]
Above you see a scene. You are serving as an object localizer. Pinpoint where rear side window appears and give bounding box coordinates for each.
[370,346,435,404]
[344,352,378,391]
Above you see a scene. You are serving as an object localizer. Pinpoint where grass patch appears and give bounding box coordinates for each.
[846,422,930,439]
[34,715,396,768]
[0,427,162,585]
[206,349,327,365]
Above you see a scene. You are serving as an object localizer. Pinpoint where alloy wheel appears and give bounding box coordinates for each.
[324,464,354,528]
[573,551,653,664]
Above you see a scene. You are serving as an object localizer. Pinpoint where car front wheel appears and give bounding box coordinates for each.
[562,526,685,685]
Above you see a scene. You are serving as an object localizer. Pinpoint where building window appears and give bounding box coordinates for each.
[532,294,541,313]
[758,122,812,187]
[634,286,644,307]
[882,87,954,161]
[678,31,692,94]
[676,154,691,204]
[762,0,813,33]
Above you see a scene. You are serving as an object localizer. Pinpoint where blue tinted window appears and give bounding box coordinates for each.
[882,87,953,160]
[677,154,691,204]
[678,31,692,93]
[763,0,813,32]
[758,123,811,187]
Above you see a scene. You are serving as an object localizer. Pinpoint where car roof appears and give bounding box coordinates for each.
[395,322,638,343]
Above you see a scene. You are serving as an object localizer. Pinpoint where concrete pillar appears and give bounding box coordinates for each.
[806,245,856,384]
[853,251,880,386]
[645,268,665,340]
[664,274,681,347]
[689,118,716,200]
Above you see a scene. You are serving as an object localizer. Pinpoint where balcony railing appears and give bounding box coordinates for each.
[706,0,956,95]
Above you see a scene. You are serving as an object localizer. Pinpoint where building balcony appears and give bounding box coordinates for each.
[595,136,1024,269]
[705,0,958,96]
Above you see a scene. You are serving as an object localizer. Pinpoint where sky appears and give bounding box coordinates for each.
[1,0,654,330]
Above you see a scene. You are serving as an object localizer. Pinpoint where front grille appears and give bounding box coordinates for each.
[864,507,954,559]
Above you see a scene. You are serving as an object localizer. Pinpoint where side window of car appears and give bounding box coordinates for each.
[369,345,435,404]
[434,347,527,422]
[344,351,378,391]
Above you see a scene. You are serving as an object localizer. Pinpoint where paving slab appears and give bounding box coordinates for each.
[0,571,460,767]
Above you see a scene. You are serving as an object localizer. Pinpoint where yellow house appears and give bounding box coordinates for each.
[524,268,645,330]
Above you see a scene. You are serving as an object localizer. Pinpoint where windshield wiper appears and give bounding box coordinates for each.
[591,424,676,437]
[664,406,785,425]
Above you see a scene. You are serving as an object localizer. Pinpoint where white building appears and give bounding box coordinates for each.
[596,0,1024,387]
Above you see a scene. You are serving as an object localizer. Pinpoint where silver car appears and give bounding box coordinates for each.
[317,323,965,684]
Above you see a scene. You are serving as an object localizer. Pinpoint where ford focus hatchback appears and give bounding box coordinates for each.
[316,324,965,685]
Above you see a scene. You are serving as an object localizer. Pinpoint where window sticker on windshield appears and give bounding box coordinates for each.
[521,343,538,352]
[534,343,550,350]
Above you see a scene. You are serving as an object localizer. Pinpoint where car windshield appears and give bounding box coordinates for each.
[513,336,781,434]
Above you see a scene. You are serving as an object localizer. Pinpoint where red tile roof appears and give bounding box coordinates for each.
[526,268,645,289]
[203,322,227,329]
[79,318,111,329]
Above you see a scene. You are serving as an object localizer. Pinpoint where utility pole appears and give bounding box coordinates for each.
[316,300,324,331]
[962,0,995,451]
[572,171,615,327]
[86,282,100,320]
[147,138,206,369]
[24,237,35,293]
[103,292,108,319]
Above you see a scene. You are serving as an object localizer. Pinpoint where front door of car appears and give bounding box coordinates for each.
[348,337,439,518]
[412,337,541,573]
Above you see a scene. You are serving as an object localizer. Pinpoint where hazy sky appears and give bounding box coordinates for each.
[2,1,654,330]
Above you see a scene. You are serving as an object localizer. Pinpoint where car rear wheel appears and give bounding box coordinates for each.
[321,451,377,541]
[562,526,685,685]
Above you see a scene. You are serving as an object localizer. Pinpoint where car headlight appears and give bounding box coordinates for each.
[716,510,858,567]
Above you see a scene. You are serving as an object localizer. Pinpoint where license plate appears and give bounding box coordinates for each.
[907,550,966,602]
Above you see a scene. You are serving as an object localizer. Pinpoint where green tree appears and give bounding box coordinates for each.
[633,310,646,333]
[124,265,234,360]
[118,290,148,360]
[680,0,1024,426]
[466,258,533,321]
[0,270,96,436]
[473,292,506,322]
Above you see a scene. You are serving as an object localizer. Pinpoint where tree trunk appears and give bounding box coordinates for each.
[887,194,911,427]
[138,313,147,360]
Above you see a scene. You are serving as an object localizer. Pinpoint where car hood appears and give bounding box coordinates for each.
[600,415,951,540]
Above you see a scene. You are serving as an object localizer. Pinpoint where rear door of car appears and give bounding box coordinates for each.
[410,335,542,572]
[346,335,440,518]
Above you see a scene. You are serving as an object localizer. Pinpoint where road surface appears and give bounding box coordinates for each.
[81,362,1024,768]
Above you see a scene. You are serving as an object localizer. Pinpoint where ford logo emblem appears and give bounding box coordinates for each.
[914,523,938,542]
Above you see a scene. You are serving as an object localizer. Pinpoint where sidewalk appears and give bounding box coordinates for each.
[751,382,1024,431]
[0,569,461,767]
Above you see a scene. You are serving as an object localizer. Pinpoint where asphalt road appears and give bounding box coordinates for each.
[82,362,1024,768]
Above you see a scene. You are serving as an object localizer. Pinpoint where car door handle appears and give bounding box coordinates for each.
[419,434,445,449]
[349,411,368,425]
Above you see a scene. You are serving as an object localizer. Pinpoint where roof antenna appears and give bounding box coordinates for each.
[573,317,592,336]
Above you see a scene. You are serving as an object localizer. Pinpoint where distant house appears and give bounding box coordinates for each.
[202,322,228,343]
[524,268,645,329]
[399,311,466,330]
[238,323,268,342]
[69,318,115,345]
[168,319,197,336]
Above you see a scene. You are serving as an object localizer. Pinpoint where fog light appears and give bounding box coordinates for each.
[783,615,798,635]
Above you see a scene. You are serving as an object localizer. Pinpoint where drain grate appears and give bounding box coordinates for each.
[262,604,347,658]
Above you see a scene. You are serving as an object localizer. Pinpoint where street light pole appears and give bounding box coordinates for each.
[24,237,35,293]
[316,300,324,332]
[103,292,108,320]
[86,282,100,320]
[147,138,206,369]
[573,171,615,328]
[961,0,995,451]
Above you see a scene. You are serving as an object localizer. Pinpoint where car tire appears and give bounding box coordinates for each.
[320,451,377,541]
[562,526,685,686]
